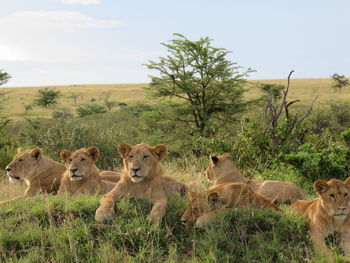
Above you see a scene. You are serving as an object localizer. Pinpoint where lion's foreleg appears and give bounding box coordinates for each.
[341,232,350,255]
[95,183,124,222]
[310,226,331,256]
[149,198,167,222]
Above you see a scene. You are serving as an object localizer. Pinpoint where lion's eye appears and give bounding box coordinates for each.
[18,159,23,163]
[345,193,348,198]
[143,155,149,159]
[129,155,133,159]
[330,193,336,199]
[68,159,72,163]
[81,158,86,162]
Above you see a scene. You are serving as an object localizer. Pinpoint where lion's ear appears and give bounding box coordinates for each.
[86,147,99,162]
[207,192,220,204]
[152,144,168,161]
[345,177,350,186]
[118,143,132,158]
[29,148,42,160]
[210,155,219,164]
[60,149,72,163]
[314,180,329,194]
[17,147,25,154]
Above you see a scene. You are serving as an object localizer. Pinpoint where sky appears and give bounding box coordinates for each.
[1,0,349,87]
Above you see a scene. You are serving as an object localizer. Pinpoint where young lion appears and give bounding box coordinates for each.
[291,178,350,256]
[181,182,282,228]
[58,147,116,195]
[206,153,305,204]
[95,142,187,222]
[1,148,66,205]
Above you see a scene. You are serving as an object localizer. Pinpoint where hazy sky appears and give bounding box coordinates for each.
[1,0,349,86]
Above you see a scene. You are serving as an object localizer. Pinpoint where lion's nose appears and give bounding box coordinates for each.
[181,217,187,223]
[70,168,78,174]
[132,168,140,173]
[5,167,11,172]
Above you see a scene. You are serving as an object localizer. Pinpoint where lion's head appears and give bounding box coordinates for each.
[314,178,350,219]
[118,142,167,183]
[181,191,221,223]
[205,153,240,182]
[60,147,100,181]
[5,148,43,182]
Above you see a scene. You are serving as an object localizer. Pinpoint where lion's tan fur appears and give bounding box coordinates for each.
[291,178,350,256]
[58,147,116,195]
[206,153,305,204]
[0,148,66,205]
[95,142,187,222]
[181,182,282,228]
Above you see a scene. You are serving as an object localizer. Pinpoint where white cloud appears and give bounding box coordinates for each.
[0,45,30,61]
[58,0,101,5]
[0,10,119,32]
[0,11,120,62]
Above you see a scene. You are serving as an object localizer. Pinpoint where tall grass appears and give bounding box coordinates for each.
[0,194,315,262]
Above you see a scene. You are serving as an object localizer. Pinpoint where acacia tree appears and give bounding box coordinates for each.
[145,33,254,136]
[33,88,61,108]
[331,73,349,92]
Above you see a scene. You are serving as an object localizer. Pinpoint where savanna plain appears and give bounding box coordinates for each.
[1,78,350,262]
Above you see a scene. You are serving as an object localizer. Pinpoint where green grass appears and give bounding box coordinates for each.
[0,194,319,263]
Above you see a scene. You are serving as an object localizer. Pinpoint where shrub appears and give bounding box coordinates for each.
[76,104,107,117]
[52,108,73,119]
[0,131,17,170]
[283,140,349,182]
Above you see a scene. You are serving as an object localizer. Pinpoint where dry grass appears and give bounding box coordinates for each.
[0,175,26,201]
[2,83,148,120]
[2,78,350,120]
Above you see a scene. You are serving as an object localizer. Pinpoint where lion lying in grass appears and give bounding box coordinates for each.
[181,182,282,228]
[95,142,187,222]
[206,153,305,204]
[291,178,350,256]
[58,147,117,195]
[1,148,66,206]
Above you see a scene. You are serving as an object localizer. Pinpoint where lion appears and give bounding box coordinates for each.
[291,178,350,256]
[206,153,305,204]
[181,182,282,228]
[1,148,66,206]
[58,147,117,195]
[95,142,187,222]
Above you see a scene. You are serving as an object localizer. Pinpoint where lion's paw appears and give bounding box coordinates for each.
[95,206,115,223]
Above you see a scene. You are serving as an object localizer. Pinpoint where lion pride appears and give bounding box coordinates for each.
[181,182,282,228]
[206,153,305,204]
[58,147,117,195]
[1,148,66,205]
[95,142,187,222]
[291,178,350,256]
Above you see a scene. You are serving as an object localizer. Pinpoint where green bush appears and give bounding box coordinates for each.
[283,141,349,181]
[76,104,107,117]
[0,131,17,170]
[19,119,121,169]
[52,108,74,119]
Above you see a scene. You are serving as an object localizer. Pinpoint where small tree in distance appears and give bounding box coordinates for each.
[331,73,349,92]
[145,33,255,136]
[33,88,61,108]
[0,70,11,129]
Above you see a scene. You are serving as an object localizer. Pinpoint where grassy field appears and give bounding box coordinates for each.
[1,78,350,262]
[2,78,350,119]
